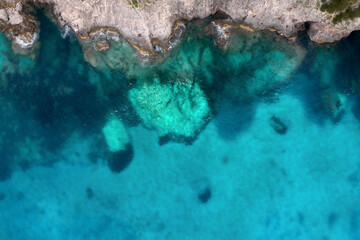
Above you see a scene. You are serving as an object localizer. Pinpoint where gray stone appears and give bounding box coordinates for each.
[3,0,360,50]
[34,0,360,48]
[7,9,23,25]
[0,9,8,22]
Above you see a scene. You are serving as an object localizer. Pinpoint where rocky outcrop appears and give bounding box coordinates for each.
[308,22,352,43]
[1,0,360,54]
[0,1,38,51]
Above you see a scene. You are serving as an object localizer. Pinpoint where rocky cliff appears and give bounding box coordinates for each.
[1,0,360,54]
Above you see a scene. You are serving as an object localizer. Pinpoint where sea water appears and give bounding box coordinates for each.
[0,12,360,240]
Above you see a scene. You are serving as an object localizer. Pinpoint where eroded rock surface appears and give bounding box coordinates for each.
[1,0,360,53]
[0,0,38,54]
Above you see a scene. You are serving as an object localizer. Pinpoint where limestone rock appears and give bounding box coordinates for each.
[0,9,8,22]
[10,0,357,52]
[6,7,23,25]
[94,40,110,52]
[308,22,352,43]
[3,0,360,52]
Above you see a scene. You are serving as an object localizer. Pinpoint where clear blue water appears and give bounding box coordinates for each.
[1,12,360,240]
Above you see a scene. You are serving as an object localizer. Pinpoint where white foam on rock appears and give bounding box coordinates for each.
[14,32,38,49]
[61,25,72,39]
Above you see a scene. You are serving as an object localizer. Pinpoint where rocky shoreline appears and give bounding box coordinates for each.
[1,0,360,57]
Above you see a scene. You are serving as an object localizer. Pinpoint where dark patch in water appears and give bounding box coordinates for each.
[214,101,255,140]
[0,192,6,201]
[297,212,304,224]
[350,96,360,123]
[108,144,134,173]
[350,210,360,236]
[0,156,12,182]
[18,160,31,171]
[86,187,94,199]
[198,187,212,203]
[348,168,360,184]
[328,212,338,228]
[158,136,171,146]
[88,152,100,164]
[158,134,196,146]
[191,178,211,203]
[270,116,287,135]
[0,10,113,175]
[16,192,25,200]
[285,70,329,125]
[222,156,229,164]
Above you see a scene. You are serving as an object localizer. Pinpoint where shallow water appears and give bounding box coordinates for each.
[0,12,360,240]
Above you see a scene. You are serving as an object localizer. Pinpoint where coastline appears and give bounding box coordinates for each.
[1,0,360,59]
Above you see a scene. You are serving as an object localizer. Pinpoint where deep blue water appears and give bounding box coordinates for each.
[0,12,360,240]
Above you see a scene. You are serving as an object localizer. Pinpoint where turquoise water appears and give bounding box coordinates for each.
[1,12,360,240]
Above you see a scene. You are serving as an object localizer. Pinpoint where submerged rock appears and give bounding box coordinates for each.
[82,39,143,77]
[129,78,210,138]
[102,116,134,172]
[220,34,306,102]
[310,49,348,121]
[270,116,288,135]
[191,178,212,204]
[108,143,134,173]
[86,187,94,199]
[102,116,130,152]
[321,89,347,121]
[198,187,212,203]
[0,2,39,54]
[94,40,110,52]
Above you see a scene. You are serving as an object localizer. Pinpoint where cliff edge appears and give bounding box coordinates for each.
[1,0,360,54]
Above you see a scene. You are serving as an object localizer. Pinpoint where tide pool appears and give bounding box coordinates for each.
[0,11,360,240]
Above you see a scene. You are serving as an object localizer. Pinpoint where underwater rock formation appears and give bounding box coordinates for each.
[321,89,347,121]
[102,116,134,172]
[82,38,143,77]
[94,40,110,52]
[102,116,130,152]
[129,78,210,138]
[219,34,307,102]
[198,187,212,203]
[191,178,212,204]
[310,47,348,121]
[107,143,134,173]
[270,116,288,135]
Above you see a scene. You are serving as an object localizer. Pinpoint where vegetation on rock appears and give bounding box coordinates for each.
[320,0,360,24]
[127,0,158,9]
